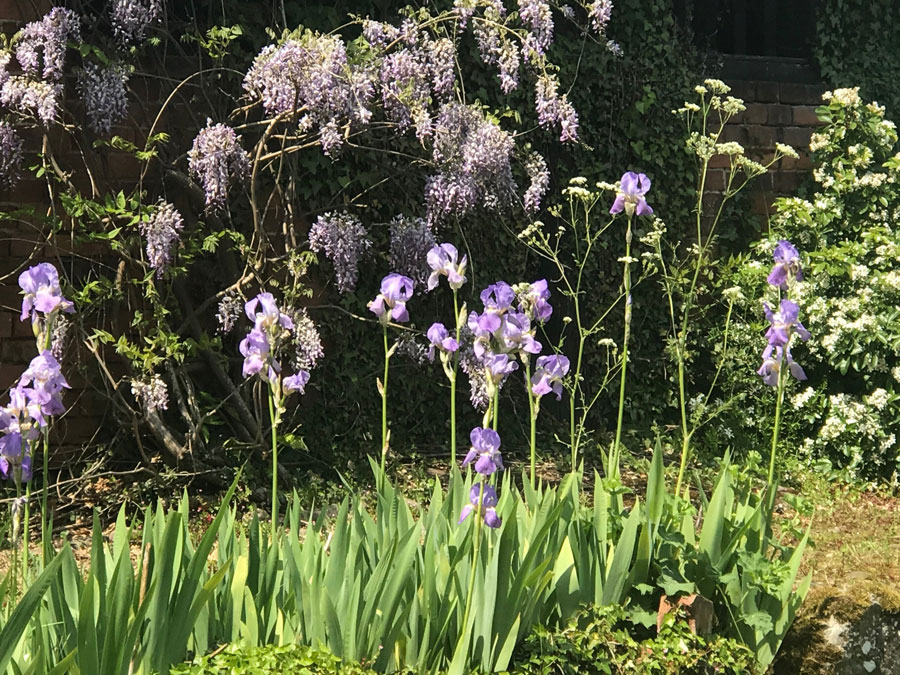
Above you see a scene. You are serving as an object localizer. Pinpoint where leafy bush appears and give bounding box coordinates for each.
[713,88,900,480]
[513,604,755,675]
[172,644,376,674]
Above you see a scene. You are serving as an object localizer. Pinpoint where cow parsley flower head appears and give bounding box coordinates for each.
[0,122,24,187]
[77,63,129,136]
[140,201,184,276]
[308,211,372,294]
[187,120,251,212]
[111,0,162,44]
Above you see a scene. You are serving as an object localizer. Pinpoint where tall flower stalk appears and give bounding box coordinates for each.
[240,292,311,539]
[369,273,415,476]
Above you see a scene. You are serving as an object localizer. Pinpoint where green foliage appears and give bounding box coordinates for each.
[513,604,756,675]
[815,0,900,117]
[715,89,900,479]
[172,644,376,674]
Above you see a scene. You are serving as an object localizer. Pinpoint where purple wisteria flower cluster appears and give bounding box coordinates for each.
[111,0,162,44]
[308,211,372,295]
[425,103,519,222]
[239,293,311,397]
[0,121,24,187]
[758,240,810,386]
[77,63,130,136]
[0,264,74,484]
[140,201,184,276]
[535,73,579,143]
[243,33,375,156]
[0,8,80,124]
[389,216,435,287]
[187,120,251,212]
[131,374,168,412]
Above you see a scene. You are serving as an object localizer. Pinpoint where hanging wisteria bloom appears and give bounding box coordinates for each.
[77,63,129,136]
[758,344,807,387]
[111,0,162,44]
[767,239,803,289]
[458,482,501,528]
[426,243,468,291]
[308,211,372,294]
[289,308,324,372]
[535,73,579,143]
[140,201,184,276]
[368,274,415,324]
[389,216,435,287]
[462,427,503,475]
[516,279,553,322]
[426,322,459,361]
[610,171,653,216]
[187,120,251,212]
[764,300,811,348]
[0,121,24,187]
[0,77,62,124]
[15,7,81,82]
[518,0,554,57]
[131,374,168,412]
[587,0,613,34]
[531,354,570,399]
[216,294,243,334]
[18,263,74,323]
[523,152,550,212]
[426,103,517,221]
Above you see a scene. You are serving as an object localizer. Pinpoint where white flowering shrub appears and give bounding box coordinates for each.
[717,88,900,479]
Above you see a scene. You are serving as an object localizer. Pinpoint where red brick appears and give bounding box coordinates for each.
[780,126,814,149]
[750,188,774,216]
[732,103,767,125]
[0,312,12,338]
[708,154,731,169]
[704,169,727,192]
[746,125,777,149]
[756,82,780,103]
[779,83,828,106]
[722,125,748,144]
[773,171,807,194]
[728,81,756,102]
[780,153,814,170]
[1,337,37,362]
[11,315,34,338]
[0,0,51,23]
[792,105,823,127]
[767,104,793,126]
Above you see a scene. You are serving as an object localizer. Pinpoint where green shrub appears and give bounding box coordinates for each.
[171,644,376,674]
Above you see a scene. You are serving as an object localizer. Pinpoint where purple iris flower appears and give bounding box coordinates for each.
[283,370,310,395]
[6,385,45,434]
[518,279,553,323]
[368,273,415,324]
[18,262,74,322]
[462,427,503,475]
[758,344,807,386]
[426,243,467,291]
[245,292,294,331]
[483,352,518,384]
[764,300,811,348]
[426,322,459,361]
[0,432,30,482]
[458,482,501,528]
[767,240,802,289]
[609,171,653,217]
[531,354,570,399]
[19,351,69,417]
[239,327,273,379]
[480,281,516,314]
[500,312,542,356]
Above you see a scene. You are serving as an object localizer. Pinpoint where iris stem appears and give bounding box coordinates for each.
[491,389,499,432]
[526,360,537,490]
[768,345,789,486]
[22,481,30,582]
[268,387,279,541]
[611,215,633,480]
[451,289,460,464]
[457,484,484,665]
[381,325,390,479]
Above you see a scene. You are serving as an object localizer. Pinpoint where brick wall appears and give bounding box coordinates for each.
[714,80,827,218]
